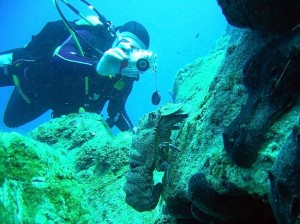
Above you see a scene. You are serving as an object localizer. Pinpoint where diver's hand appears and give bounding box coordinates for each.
[96,48,128,77]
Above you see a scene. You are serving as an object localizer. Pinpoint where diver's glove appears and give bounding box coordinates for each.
[0,53,12,67]
[96,47,128,77]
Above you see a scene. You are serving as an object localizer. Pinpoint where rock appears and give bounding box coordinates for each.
[217,0,300,32]
[162,26,300,222]
[223,29,300,167]
[188,172,275,223]
[0,113,160,223]
[0,132,88,223]
[269,117,300,223]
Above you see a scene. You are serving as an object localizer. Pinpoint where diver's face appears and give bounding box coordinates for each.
[114,33,145,51]
[116,37,143,51]
[116,38,137,52]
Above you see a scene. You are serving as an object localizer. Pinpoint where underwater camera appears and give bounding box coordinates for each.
[121,49,157,78]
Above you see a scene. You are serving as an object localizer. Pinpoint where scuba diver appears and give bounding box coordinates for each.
[0,1,158,132]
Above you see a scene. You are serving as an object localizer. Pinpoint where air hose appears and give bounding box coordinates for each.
[53,0,85,56]
[53,0,115,57]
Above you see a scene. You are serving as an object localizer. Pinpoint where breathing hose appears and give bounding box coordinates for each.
[53,0,85,56]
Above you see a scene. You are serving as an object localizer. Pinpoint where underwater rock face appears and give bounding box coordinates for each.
[30,113,113,150]
[217,0,300,32]
[124,103,188,212]
[1,113,162,223]
[0,132,89,223]
[160,25,300,223]
[223,29,300,167]
[188,172,275,223]
[269,118,300,224]
[162,27,271,220]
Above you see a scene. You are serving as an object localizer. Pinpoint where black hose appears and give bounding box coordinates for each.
[55,0,105,57]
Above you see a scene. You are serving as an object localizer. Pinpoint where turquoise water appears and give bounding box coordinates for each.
[0,0,227,133]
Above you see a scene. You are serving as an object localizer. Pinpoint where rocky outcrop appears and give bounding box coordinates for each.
[161,25,300,223]
[0,132,88,223]
[269,118,300,224]
[223,29,300,167]
[188,172,274,223]
[0,113,160,223]
[217,0,300,32]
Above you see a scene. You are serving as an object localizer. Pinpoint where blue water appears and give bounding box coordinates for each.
[0,0,227,133]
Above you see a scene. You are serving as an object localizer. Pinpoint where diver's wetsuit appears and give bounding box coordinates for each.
[1,27,136,131]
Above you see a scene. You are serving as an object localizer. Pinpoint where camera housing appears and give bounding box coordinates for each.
[121,49,157,78]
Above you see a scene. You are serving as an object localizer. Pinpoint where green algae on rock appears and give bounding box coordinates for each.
[1,113,163,223]
[0,132,89,223]
[30,113,113,150]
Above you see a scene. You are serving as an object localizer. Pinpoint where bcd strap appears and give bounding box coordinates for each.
[9,60,33,104]
[85,76,89,95]
[12,74,31,104]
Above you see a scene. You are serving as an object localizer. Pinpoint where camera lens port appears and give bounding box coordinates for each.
[136,58,150,71]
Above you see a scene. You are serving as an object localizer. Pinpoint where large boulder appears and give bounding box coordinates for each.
[217,0,300,32]
[0,113,160,223]
[161,26,300,223]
